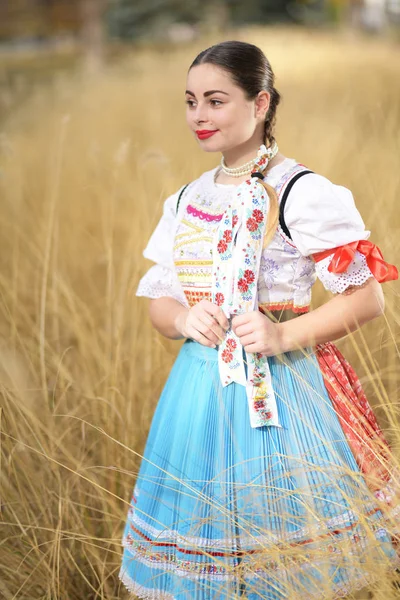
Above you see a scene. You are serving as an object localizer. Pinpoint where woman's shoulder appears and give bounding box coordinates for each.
[281,167,369,255]
[283,167,358,217]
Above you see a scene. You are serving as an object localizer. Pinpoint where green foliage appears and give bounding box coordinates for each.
[106,0,295,40]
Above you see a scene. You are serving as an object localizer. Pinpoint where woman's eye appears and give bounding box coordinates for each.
[185,99,222,107]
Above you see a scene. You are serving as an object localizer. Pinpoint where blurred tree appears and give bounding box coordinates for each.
[285,0,327,24]
[107,0,206,40]
[106,0,292,40]
[229,0,292,23]
[79,0,108,72]
[0,0,48,40]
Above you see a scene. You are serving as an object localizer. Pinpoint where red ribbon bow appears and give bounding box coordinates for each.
[313,240,398,283]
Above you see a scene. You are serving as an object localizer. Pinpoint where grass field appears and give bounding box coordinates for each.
[1,25,400,599]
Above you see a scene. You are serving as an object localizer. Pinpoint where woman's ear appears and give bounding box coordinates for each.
[255,91,271,119]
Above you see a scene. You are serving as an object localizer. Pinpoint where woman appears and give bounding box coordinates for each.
[119,41,400,599]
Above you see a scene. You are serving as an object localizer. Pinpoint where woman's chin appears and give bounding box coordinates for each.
[196,139,227,153]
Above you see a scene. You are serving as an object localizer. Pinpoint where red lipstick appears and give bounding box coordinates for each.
[196,130,218,140]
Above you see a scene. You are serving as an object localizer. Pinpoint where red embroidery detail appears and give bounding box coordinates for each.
[184,290,212,307]
[244,269,255,284]
[226,338,237,351]
[237,278,249,293]
[313,240,398,284]
[215,292,224,306]
[246,217,258,232]
[223,230,232,243]
[252,209,264,224]
[221,349,233,363]
[316,341,392,487]
[232,215,239,228]
[217,239,228,254]
[258,301,310,315]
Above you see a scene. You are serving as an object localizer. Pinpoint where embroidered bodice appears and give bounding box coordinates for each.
[137,158,375,312]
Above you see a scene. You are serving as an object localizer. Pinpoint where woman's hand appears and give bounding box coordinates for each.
[231,279,385,356]
[232,311,284,356]
[175,299,230,348]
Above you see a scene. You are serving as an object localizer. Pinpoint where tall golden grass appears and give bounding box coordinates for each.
[0,26,400,599]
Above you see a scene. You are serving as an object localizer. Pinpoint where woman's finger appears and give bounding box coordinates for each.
[234,323,254,337]
[202,317,226,343]
[238,333,256,348]
[243,342,262,353]
[192,316,221,346]
[204,303,230,331]
[195,307,227,341]
[186,323,217,348]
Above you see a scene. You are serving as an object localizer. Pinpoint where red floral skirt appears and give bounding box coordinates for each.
[316,341,399,552]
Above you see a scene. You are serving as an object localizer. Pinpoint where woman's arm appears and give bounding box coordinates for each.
[148,297,189,340]
[278,277,385,353]
[232,277,385,356]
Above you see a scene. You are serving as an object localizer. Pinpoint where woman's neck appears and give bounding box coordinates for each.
[215,150,287,186]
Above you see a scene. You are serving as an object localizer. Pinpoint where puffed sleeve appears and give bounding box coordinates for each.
[136,186,189,306]
[284,173,398,293]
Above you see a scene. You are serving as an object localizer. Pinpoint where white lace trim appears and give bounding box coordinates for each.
[119,551,400,600]
[119,570,175,599]
[315,251,374,294]
[136,265,189,306]
[127,477,400,550]
[127,502,379,549]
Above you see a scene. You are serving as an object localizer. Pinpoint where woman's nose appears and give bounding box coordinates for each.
[194,103,208,124]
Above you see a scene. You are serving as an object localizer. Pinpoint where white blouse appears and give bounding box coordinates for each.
[136,158,374,312]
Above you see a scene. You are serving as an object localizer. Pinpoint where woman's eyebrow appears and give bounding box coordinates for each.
[185,90,230,97]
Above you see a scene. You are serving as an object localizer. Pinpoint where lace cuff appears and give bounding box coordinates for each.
[315,250,374,294]
[136,264,189,306]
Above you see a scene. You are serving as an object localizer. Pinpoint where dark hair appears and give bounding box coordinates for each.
[189,40,281,146]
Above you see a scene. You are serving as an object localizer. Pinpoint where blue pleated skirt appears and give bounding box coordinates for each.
[119,340,400,599]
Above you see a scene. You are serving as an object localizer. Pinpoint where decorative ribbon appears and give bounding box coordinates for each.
[313,239,398,283]
[211,145,281,429]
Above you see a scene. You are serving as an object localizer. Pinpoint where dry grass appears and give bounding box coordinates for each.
[0,25,399,599]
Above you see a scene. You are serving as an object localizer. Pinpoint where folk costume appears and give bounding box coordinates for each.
[119,149,400,599]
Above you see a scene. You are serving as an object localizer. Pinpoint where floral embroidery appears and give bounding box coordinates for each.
[261,258,280,290]
[217,239,228,254]
[246,217,258,232]
[244,269,255,284]
[316,341,392,485]
[215,292,224,306]
[252,208,264,224]
[299,260,315,278]
[211,158,281,429]
[237,278,249,293]
[169,162,334,353]
[221,348,234,363]
[237,267,257,298]
[226,338,237,351]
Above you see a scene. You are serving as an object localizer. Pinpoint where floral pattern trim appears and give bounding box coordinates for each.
[121,502,400,593]
[126,505,385,558]
[184,290,212,307]
[259,301,310,314]
[316,341,393,486]
[211,171,281,429]
[119,565,398,600]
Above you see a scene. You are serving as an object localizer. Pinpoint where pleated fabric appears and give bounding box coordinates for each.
[119,340,400,600]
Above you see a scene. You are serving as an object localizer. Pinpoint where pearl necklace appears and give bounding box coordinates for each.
[220,141,279,178]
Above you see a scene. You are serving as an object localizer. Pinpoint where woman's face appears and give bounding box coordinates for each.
[185,63,268,153]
